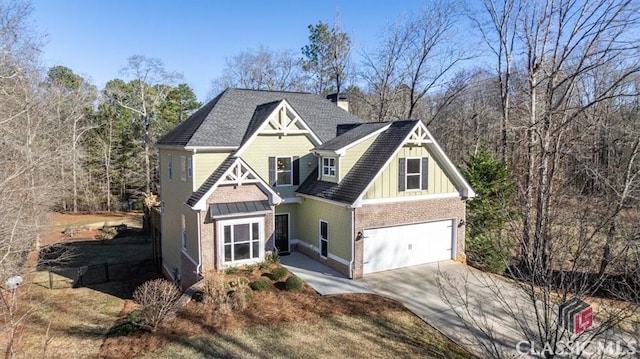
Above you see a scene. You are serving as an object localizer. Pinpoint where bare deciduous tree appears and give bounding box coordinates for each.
[106,55,181,194]
[211,47,306,94]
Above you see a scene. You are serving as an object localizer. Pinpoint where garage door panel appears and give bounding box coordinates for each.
[363,219,454,274]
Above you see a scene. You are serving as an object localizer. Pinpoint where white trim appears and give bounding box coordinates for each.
[322,157,336,177]
[181,249,198,266]
[328,253,350,267]
[275,213,290,252]
[196,211,202,276]
[314,124,391,156]
[404,157,422,191]
[319,220,328,258]
[335,124,390,156]
[360,192,461,205]
[296,193,351,208]
[187,146,238,152]
[422,125,476,197]
[275,156,294,187]
[155,144,237,151]
[235,99,322,157]
[280,197,302,204]
[354,121,475,205]
[191,157,282,210]
[218,216,265,267]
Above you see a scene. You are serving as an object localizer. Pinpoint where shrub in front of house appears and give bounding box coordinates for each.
[251,277,272,291]
[201,272,229,309]
[230,279,252,310]
[132,279,181,332]
[270,267,288,281]
[285,276,303,291]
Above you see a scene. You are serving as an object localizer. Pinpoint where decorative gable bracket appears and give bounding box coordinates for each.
[220,161,259,186]
[262,102,310,136]
[406,123,433,146]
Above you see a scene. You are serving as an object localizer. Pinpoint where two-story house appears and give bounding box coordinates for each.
[156,88,475,288]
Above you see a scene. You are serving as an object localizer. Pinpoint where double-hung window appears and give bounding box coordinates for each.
[399,157,428,191]
[276,157,292,186]
[168,154,173,181]
[322,157,336,177]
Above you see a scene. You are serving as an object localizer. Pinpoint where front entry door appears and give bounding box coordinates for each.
[275,214,289,253]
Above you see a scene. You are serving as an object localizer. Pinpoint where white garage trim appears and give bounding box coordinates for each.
[363,219,456,275]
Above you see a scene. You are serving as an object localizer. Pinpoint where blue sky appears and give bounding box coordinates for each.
[32,1,451,101]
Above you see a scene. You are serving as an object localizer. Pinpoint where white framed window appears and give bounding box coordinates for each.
[181,214,187,249]
[168,154,173,181]
[187,157,192,179]
[219,217,264,265]
[322,157,336,177]
[319,220,328,258]
[276,156,293,186]
[180,156,187,181]
[405,158,422,190]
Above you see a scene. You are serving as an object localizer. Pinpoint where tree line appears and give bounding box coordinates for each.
[2,0,640,354]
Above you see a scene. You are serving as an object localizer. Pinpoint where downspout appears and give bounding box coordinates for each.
[196,211,202,279]
[350,207,355,279]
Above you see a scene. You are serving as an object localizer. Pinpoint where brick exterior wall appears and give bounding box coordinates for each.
[352,197,467,278]
[198,184,274,273]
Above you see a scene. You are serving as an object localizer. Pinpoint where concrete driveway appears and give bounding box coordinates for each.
[360,261,534,358]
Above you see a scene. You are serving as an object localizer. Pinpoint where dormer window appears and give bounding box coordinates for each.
[322,157,336,177]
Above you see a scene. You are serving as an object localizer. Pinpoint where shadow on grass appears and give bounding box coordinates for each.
[36,228,161,299]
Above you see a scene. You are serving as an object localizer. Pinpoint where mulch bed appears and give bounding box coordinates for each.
[98,267,405,359]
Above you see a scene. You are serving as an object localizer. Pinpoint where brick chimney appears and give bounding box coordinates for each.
[326,93,349,112]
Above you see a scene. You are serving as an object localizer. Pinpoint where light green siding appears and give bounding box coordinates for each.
[185,211,200,259]
[275,203,300,239]
[339,135,378,181]
[364,144,457,199]
[194,152,230,188]
[241,134,316,199]
[297,198,352,262]
[159,149,198,273]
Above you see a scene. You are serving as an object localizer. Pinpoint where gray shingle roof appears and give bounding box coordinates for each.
[157,88,362,147]
[210,200,271,218]
[296,120,418,205]
[185,155,235,207]
[240,100,282,145]
[314,122,389,151]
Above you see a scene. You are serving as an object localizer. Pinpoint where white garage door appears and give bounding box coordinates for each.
[363,219,454,274]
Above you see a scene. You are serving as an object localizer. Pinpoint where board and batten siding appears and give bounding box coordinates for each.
[159,149,200,275]
[297,198,352,262]
[241,134,316,199]
[193,152,231,188]
[363,144,456,199]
